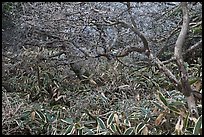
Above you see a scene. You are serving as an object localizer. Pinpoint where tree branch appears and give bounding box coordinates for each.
[118,20,150,57]
[162,40,202,64]
[184,39,202,55]
[174,2,198,117]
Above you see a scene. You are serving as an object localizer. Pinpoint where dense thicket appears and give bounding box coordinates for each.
[2,2,202,135]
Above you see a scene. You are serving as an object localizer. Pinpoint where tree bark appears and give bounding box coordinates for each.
[174,2,198,117]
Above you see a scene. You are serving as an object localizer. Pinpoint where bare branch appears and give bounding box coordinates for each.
[71,41,91,58]
[174,3,189,60]
[184,39,202,55]
[174,2,198,117]
[116,46,145,57]
[107,31,118,52]
[126,2,137,28]
[47,51,66,58]
[162,40,202,64]
[174,2,190,95]
[156,26,181,57]
[162,57,176,64]
[118,20,150,56]
[149,53,181,89]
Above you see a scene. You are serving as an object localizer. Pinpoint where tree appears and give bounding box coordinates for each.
[2,2,202,116]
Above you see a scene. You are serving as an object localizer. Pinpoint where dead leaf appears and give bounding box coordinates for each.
[152,107,159,115]
[155,113,164,126]
[31,111,35,121]
[118,85,130,89]
[175,116,183,135]
[89,79,97,85]
[114,113,120,126]
[142,126,148,135]
[189,116,198,123]
[192,80,202,91]
[135,94,140,101]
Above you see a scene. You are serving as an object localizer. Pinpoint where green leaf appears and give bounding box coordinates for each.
[20,110,31,121]
[61,118,73,124]
[84,120,96,128]
[135,122,145,134]
[192,26,202,34]
[77,127,83,135]
[35,110,47,123]
[46,113,55,122]
[97,117,106,130]
[189,77,199,85]
[152,101,165,111]
[84,109,96,120]
[83,127,95,135]
[183,112,190,130]
[123,119,131,127]
[115,124,122,134]
[56,110,61,119]
[169,101,184,106]
[193,115,202,135]
[168,105,180,113]
[158,91,168,107]
[75,122,81,129]
[109,123,117,133]
[124,127,134,135]
[107,112,115,127]
[64,124,75,135]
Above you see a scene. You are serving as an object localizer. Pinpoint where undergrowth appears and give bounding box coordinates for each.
[2,49,202,135]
